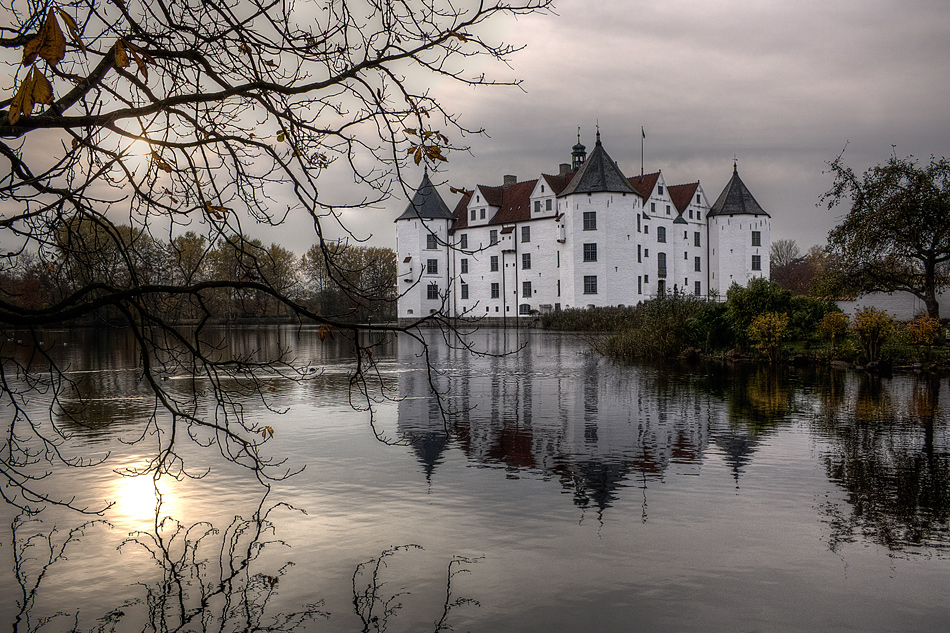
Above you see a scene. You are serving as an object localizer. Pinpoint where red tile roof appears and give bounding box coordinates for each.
[542,171,577,195]
[489,179,538,225]
[450,190,473,230]
[628,172,660,200]
[667,182,700,214]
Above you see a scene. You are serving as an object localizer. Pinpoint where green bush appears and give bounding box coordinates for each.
[725,278,792,348]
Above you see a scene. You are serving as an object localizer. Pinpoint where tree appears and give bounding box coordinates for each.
[822,153,950,318]
[770,238,800,269]
[0,0,552,513]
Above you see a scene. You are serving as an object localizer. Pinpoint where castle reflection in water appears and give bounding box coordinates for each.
[395,329,777,512]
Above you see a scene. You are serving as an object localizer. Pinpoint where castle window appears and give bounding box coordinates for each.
[546,199,552,211]
[519,303,531,315]
[583,243,598,262]
[522,253,532,270]
[426,234,437,249]
[461,258,468,274]
[752,231,761,246]
[480,208,486,219]
[583,276,598,295]
[666,205,671,215]
[490,229,498,244]
[695,281,702,296]
[658,185,664,195]
[637,215,641,232]
[426,259,438,274]
[460,284,469,300]
[521,226,531,243]
[752,255,762,271]
[694,232,701,247]
[694,257,701,272]
[689,210,694,219]
[490,256,499,272]
[657,227,666,243]
[522,281,532,298]
[460,234,468,249]
[491,282,500,299]
[470,209,476,221]
[651,202,655,213]
[657,253,667,278]
[637,244,642,263]
[534,200,541,213]
[427,284,439,300]
[583,211,597,231]
[638,276,642,294]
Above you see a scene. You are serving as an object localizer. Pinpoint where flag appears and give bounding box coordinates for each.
[641,126,645,139]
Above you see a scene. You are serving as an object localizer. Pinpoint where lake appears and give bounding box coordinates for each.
[1,326,949,632]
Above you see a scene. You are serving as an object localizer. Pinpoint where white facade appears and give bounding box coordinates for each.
[396,138,771,322]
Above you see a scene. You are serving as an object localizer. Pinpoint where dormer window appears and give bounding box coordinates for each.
[658,185,664,195]
[696,194,701,204]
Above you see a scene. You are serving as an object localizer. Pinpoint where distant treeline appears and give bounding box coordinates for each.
[0,217,396,325]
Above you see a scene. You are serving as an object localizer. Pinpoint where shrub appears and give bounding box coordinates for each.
[817,311,850,352]
[851,307,897,362]
[905,312,942,361]
[726,278,792,348]
[748,311,790,362]
[787,296,841,341]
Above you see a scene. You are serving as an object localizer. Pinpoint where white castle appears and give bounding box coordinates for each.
[395,132,771,324]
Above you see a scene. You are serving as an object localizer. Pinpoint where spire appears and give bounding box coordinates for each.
[571,127,587,171]
[708,164,769,218]
[560,134,636,197]
[394,172,455,222]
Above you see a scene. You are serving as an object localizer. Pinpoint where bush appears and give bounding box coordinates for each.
[905,312,942,361]
[787,296,841,341]
[597,294,720,360]
[748,311,790,361]
[725,278,792,348]
[817,311,850,352]
[851,306,897,362]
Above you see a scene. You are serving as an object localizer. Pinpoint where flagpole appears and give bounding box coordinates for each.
[640,126,645,176]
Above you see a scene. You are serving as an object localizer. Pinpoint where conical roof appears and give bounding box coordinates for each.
[558,132,636,197]
[395,172,455,221]
[708,165,769,217]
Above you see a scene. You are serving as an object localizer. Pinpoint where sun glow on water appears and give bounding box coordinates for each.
[111,471,179,529]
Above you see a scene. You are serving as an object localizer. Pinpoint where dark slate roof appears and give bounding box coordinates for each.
[394,173,455,221]
[628,171,661,200]
[558,134,637,197]
[708,166,770,217]
[667,182,700,213]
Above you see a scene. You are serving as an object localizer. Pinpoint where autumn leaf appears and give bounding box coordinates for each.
[263,59,278,67]
[151,151,173,173]
[56,9,86,55]
[124,41,154,80]
[204,202,230,218]
[22,9,66,67]
[317,324,335,342]
[277,131,285,142]
[8,66,54,125]
[260,426,274,439]
[113,40,129,68]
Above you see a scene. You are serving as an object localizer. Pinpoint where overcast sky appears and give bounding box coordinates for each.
[296,0,950,255]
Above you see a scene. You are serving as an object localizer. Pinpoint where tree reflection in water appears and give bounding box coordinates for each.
[9,494,481,632]
[817,373,950,554]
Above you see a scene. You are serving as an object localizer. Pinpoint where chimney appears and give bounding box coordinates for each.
[559,163,571,175]
[503,175,517,189]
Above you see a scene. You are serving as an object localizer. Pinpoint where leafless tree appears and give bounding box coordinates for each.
[0,0,552,513]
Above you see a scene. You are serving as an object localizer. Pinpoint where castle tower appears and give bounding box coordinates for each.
[394,172,455,323]
[706,163,771,294]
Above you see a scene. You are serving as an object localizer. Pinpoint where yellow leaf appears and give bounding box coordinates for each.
[277,131,285,142]
[22,9,66,67]
[113,40,129,68]
[8,66,54,125]
[413,146,422,165]
[56,9,86,55]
